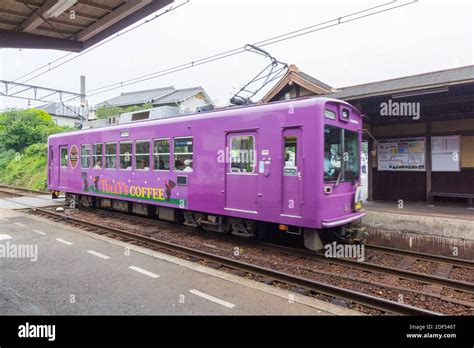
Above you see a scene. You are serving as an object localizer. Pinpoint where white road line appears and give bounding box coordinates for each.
[14,222,25,227]
[56,238,73,246]
[189,289,235,309]
[129,266,160,278]
[32,229,46,236]
[87,250,110,260]
[0,234,12,241]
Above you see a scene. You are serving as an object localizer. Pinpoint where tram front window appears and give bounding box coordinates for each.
[324,125,359,183]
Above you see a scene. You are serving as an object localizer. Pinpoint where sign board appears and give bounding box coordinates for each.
[431,135,460,172]
[377,137,426,171]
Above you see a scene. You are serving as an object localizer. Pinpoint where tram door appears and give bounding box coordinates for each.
[48,146,57,187]
[281,128,302,217]
[58,145,68,188]
[225,132,258,214]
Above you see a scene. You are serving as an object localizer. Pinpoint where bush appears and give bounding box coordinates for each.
[0,143,48,190]
[0,108,70,191]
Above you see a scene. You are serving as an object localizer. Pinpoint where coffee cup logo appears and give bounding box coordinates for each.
[70,144,79,169]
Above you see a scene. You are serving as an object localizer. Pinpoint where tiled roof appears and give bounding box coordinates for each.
[98,86,212,108]
[297,71,333,91]
[328,65,474,100]
[99,86,175,107]
[152,87,210,105]
[36,102,85,119]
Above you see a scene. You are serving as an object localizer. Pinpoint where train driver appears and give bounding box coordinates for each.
[324,149,335,178]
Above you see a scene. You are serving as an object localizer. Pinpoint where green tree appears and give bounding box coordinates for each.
[0,108,71,191]
[0,108,70,152]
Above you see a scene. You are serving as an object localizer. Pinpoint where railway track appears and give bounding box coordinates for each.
[0,184,46,196]
[365,244,474,270]
[257,243,474,293]
[85,208,474,294]
[29,206,440,315]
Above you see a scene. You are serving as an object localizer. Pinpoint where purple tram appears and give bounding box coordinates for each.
[47,97,365,251]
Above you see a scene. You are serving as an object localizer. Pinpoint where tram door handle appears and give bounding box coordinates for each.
[297,171,302,180]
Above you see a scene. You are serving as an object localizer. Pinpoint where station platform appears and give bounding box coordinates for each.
[0,207,359,315]
[361,201,474,258]
[0,195,65,209]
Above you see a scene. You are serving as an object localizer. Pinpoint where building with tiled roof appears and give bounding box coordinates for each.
[36,102,86,129]
[97,86,214,113]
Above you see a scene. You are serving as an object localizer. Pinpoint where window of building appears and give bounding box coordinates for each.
[81,144,91,168]
[60,147,68,168]
[174,137,193,172]
[105,142,117,169]
[229,136,255,173]
[153,138,170,170]
[135,140,150,170]
[92,143,103,169]
[120,142,132,170]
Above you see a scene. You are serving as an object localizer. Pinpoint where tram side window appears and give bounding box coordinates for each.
[120,142,132,170]
[81,144,91,168]
[153,138,170,170]
[93,143,103,169]
[60,147,68,168]
[174,137,193,172]
[105,143,117,169]
[230,136,255,173]
[135,140,150,170]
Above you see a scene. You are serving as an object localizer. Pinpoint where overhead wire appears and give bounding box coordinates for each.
[73,0,417,103]
[12,0,417,106]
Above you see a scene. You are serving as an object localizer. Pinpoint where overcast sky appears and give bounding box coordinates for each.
[0,0,473,110]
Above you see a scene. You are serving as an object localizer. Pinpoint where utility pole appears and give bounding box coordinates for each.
[80,75,89,120]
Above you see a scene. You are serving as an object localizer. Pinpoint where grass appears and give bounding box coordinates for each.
[0,143,48,191]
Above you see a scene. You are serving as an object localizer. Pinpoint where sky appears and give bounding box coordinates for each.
[0,0,473,110]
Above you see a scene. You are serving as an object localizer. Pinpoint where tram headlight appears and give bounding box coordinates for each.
[342,108,350,120]
[354,185,363,211]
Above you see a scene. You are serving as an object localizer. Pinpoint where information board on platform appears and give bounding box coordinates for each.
[431,135,460,172]
[377,137,426,171]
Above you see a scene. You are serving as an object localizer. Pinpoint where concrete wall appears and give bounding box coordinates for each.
[361,210,474,258]
[178,93,211,113]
